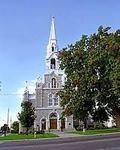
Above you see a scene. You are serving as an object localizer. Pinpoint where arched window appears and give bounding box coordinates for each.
[54,94,59,106]
[52,78,56,88]
[52,46,54,52]
[48,94,52,106]
[48,93,59,106]
[50,58,56,69]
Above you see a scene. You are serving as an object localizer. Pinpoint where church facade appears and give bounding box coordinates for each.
[22,17,73,131]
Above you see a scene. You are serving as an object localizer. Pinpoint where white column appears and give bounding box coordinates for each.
[57,120,60,130]
[65,117,68,129]
[34,120,37,131]
[40,120,42,130]
[71,116,73,129]
[46,119,49,130]
[19,122,22,134]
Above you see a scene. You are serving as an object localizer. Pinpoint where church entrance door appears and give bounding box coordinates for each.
[49,112,57,129]
[50,119,57,129]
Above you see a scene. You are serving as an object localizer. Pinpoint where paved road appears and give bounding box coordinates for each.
[1,134,120,150]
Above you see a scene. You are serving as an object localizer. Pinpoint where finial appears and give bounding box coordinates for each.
[25,81,28,92]
[37,75,42,83]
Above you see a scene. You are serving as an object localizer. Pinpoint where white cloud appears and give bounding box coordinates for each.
[16,79,36,101]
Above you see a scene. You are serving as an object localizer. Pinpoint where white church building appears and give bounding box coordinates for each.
[21,17,73,131]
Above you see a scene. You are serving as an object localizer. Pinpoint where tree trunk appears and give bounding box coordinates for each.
[113,108,120,128]
[26,127,29,135]
[114,114,120,128]
[82,118,86,132]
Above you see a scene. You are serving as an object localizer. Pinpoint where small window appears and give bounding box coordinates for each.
[50,58,56,69]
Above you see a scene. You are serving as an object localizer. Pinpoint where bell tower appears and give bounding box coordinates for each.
[45,17,60,73]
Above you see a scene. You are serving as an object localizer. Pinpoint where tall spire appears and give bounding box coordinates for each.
[49,17,56,42]
[23,81,28,93]
[23,81,29,101]
[46,17,58,58]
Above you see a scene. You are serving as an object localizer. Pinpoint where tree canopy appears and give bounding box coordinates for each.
[58,26,120,128]
[1,124,9,136]
[18,101,36,133]
[11,121,19,133]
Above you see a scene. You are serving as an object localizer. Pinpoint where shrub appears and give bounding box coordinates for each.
[94,122,105,129]
[75,124,83,131]
[11,130,19,134]
[36,130,45,134]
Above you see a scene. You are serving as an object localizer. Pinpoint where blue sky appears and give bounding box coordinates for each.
[0,0,120,126]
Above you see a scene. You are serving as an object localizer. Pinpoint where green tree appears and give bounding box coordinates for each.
[1,124,9,136]
[11,121,19,133]
[59,26,120,128]
[92,107,109,123]
[18,101,36,134]
[87,26,120,127]
[58,37,95,128]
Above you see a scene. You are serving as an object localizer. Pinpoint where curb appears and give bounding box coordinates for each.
[0,132,120,142]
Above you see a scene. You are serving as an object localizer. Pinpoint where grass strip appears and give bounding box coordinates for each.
[0,133,58,141]
[71,128,120,135]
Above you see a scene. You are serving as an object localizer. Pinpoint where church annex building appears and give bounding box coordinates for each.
[20,17,73,131]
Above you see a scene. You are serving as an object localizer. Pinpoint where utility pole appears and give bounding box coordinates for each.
[7,108,9,125]
[7,108,10,133]
[10,116,12,133]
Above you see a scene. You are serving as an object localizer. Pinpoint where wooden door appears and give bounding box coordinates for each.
[42,122,46,130]
[50,119,57,129]
[61,119,65,129]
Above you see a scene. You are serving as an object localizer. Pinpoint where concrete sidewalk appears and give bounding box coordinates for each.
[0,142,4,144]
[51,131,81,138]
[51,130,120,138]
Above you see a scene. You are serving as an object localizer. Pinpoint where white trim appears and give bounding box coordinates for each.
[65,117,68,129]
[40,116,46,122]
[48,111,59,119]
[42,87,62,90]
[36,107,62,110]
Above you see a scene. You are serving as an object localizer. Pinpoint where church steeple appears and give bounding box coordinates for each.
[45,17,60,73]
[49,17,56,42]
[46,17,58,58]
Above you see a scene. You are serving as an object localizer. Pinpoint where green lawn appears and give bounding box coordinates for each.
[71,128,120,135]
[0,133,58,141]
